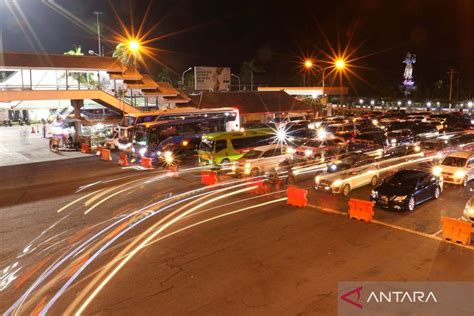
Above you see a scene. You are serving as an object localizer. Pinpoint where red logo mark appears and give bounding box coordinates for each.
[340,286,363,309]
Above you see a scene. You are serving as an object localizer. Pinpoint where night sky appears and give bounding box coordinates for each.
[0,0,472,98]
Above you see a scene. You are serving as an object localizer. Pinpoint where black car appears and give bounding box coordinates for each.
[370,170,442,211]
[348,131,386,152]
[411,124,438,141]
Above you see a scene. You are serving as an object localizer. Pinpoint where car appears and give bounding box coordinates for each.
[412,124,439,141]
[348,131,386,152]
[292,137,348,160]
[233,144,291,176]
[382,144,421,159]
[315,154,379,196]
[324,123,359,140]
[419,138,456,159]
[371,169,443,211]
[432,151,474,186]
[461,196,474,224]
[385,129,414,146]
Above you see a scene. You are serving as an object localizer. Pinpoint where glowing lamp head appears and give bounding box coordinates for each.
[335,59,345,70]
[287,147,296,154]
[304,60,313,68]
[276,128,287,142]
[182,140,189,147]
[128,40,140,52]
[432,166,442,177]
[304,149,313,157]
[317,128,327,140]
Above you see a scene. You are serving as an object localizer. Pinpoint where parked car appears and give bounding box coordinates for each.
[371,169,443,211]
[324,123,359,140]
[348,131,386,152]
[385,129,414,146]
[461,196,474,224]
[412,124,439,141]
[382,144,421,159]
[315,155,379,196]
[233,144,291,176]
[432,151,474,186]
[293,137,348,160]
[419,138,456,159]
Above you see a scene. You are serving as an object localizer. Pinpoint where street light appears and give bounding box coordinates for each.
[181,67,192,90]
[303,59,313,86]
[88,50,100,56]
[335,58,346,70]
[231,73,241,91]
[128,39,140,53]
[359,99,363,105]
[370,100,375,105]
[93,11,103,56]
[468,101,473,108]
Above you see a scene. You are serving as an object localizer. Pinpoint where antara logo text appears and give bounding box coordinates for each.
[341,287,438,309]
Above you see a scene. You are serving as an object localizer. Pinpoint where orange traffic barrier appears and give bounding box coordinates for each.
[101,148,112,161]
[81,143,90,154]
[201,171,217,185]
[118,152,128,166]
[348,198,374,222]
[31,127,36,133]
[286,185,308,207]
[441,216,472,245]
[96,145,103,157]
[141,157,153,169]
[167,164,179,178]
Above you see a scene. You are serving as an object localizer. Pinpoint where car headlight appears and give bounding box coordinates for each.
[371,190,378,199]
[332,179,342,187]
[330,164,337,171]
[157,151,162,156]
[245,162,251,169]
[308,123,315,129]
[231,165,236,172]
[390,138,396,143]
[131,147,136,153]
[315,176,320,185]
[139,148,146,156]
[454,170,466,179]
[433,166,442,176]
[304,149,312,157]
[393,195,408,202]
[287,147,295,154]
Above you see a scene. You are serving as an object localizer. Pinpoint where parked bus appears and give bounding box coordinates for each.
[131,116,227,161]
[198,128,275,165]
[118,107,240,151]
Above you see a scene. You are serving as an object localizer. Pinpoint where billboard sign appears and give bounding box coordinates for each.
[194,66,231,91]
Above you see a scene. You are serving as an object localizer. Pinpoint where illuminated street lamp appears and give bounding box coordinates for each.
[359,99,363,105]
[128,39,140,53]
[407,100,412,106]
[370,100,375,105]
[335,58,346,70]
[427,101,431,107]
[303,59,313,86]
[181,67,192,89]
[468,101,473,108]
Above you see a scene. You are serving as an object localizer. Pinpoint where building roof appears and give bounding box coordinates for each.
[0,51,123,71]
[142,82,179,97]
[187,91,313,114]
[125,74,158,89]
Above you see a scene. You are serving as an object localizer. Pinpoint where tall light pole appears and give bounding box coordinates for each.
[231,73,241,91]
[303,59,313,86]
[93,11,103,56]
[181,67,192,90]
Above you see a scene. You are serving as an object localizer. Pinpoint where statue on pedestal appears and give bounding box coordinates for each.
[403,52,416,86]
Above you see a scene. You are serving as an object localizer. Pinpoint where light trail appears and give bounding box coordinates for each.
[84,187,133,215]
[68,185,257,315]
[7,179,258,314]
[57,190,103,213]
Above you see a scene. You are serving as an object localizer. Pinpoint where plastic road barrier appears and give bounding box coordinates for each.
[96,145,103,157]
[141,157,152,169]
[441,216,472,245]
[348,198,374,222]
[286,185,308,208]
[201,171,217,185]
[118,152,129,167]
[81,143,90,153]
[101,148,112,161]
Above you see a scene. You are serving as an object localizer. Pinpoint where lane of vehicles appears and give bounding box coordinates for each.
[433,151,474,186]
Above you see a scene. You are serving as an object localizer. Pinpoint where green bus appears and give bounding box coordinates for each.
[198,128,274,165]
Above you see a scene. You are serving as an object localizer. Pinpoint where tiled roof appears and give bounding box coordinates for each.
[187,91,312,114]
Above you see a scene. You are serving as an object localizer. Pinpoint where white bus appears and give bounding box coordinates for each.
[117,107,240,151]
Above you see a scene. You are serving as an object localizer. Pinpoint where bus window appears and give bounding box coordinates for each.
[215,140,227,152]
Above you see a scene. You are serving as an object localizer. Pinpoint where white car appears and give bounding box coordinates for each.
[315,157,380,196]
[233,144,291,176]
[461,196,474,224]
[433,151,474,186]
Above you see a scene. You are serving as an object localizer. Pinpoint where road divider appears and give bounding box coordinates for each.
[286,185,308,207]
[81,143,90,154]
[118,152,129,167]
[348,198,374,222]
[96,145,103,157]
[101,149,112,161]
[441,216,472,245]
[201,171,217,185]
[141,157,153,169]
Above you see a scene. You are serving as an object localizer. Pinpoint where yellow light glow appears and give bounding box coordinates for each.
[335,58,346,70]
[304,60,313,68]
[128,39,140,52]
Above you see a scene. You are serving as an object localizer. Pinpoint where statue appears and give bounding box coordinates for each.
[403,52,416,86]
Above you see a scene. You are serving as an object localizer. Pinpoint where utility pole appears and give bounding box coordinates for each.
[93,11,103,56]
[447,68,459,102]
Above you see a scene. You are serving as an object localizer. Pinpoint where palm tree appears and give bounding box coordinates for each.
[64,45,84,56]
[113,43,142,68]
[241,59,265,91]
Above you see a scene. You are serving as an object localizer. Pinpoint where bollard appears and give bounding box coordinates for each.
[81,143,90,154]
[96,145,103,157]
[201,171,217,185]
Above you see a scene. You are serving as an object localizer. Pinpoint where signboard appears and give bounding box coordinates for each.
[194,66,231,91]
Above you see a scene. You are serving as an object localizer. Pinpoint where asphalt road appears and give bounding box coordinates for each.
[0,155,473,315]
